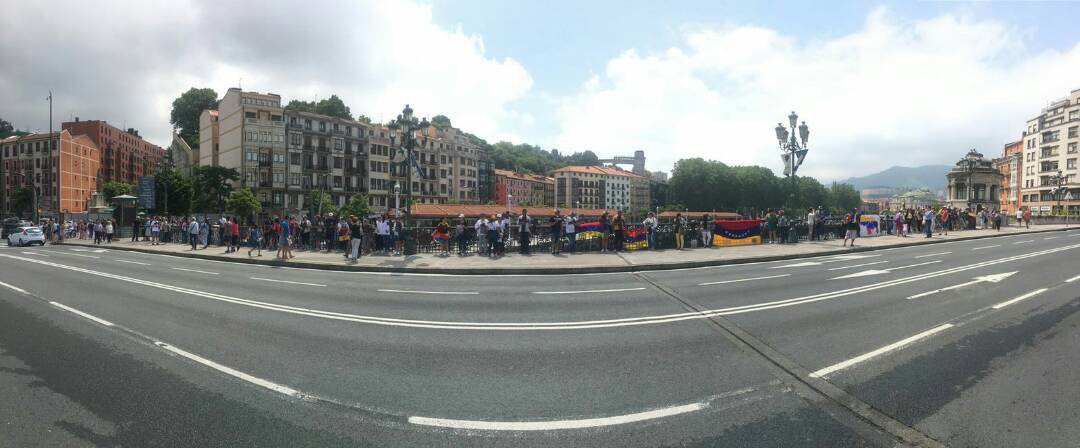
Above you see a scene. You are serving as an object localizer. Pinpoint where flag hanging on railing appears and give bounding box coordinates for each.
[712,220,762,246]
[859,214,880,237]
[432,229,450,241]
[575,221,604,240]
[623,228,648,250]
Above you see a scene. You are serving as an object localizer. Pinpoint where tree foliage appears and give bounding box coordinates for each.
[430,115,452,129]
[153,169,193,216]
[192,166,239,212]
[102,181,133,201]
[285,95,353,120]
[170,88,218,149]
[829,182,862,212]
[338,193,370,219]
[0,117,29,139]
[490,141,600,174]
[9,187,33,216]
[306,191,337,217]
[226,188,261,223]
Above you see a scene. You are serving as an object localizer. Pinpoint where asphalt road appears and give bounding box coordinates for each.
[1,228,1079,447]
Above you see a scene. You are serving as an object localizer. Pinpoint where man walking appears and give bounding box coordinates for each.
[277,216,294,260]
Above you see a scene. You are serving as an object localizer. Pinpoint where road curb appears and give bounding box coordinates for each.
[54,227,1072,275]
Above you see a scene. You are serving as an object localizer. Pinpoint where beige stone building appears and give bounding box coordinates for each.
[1020,88,1080,216]
[553,165,649,213]
[946,149,1004,211]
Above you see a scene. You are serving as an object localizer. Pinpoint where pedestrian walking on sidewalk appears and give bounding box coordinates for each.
[277,216,294,260]
[199,219,209,249]
[1015,209,1023,227]
[842,211,859,247]
[1023,209,1032,229]
[247,226,262,257]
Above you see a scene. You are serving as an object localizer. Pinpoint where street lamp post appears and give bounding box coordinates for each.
[393,182,401,218]
[507,194,513,215]
[773,111,809,208]
[1048,169,1067,218]
[388,104,429,255]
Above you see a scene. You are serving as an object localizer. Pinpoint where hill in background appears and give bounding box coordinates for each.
[840,165,951,191]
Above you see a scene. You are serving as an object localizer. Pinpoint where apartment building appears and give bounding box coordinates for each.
[494,169,553,207]
[994,140,1023,215]
[1020,88,1080,215]
[1,130,100,216]
[283,110,369,212]
[62,118,164,184]
[553,165,649,212]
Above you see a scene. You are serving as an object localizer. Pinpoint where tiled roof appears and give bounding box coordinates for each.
[553,165,646,179]
[411,204,618,219]
[494,169,553,183]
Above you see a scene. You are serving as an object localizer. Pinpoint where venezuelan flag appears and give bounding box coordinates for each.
[712,220,762,246]
[575,221,604,240]
[623,228,648,250]
[432,230,450,241]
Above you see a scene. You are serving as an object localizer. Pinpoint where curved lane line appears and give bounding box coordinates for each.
[408,401,707,431]
[2,243,1078,331]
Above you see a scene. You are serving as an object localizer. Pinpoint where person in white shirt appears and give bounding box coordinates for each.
[643,212,659,250]
[563,213,577,253]
[475,216,488,255]
[807,208,816,241]
[376,217,391,254]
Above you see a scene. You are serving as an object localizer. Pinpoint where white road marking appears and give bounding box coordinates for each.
[154,342,301,397]
[172,267,219,275]
[1065,274,1080,283]
[532,287,646,295]
[408,401,708,430]
[3,244,1077,331]
[809,324,953,378]
[992,288,1047,309]
[378,289,479,295]
[972,245,1001,251]
[115,259,150,266]
[891,260,942,270]
[21,251,47,256]
[0,280,28,294]
[831,260,941,279]
[827,261,888,271]
[36,249,99,258]
[250,277,326,287]
[914,252,951,259]
[1044,236,1059,240]
[698,274,790,286]
[48,301,114,326]
[770,262,821,269]
[905,272,1017,300]
[1012,240,1035,244]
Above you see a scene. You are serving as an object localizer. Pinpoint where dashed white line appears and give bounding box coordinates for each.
[972,245,1001,251]
[1012,240,1035,245]
[809,324,954,378]
[827,261,889,271]
[914,252,951,259]
[172,267,219,275]
[890,260,942,270]
[37,249,99,258]
[1065,274,1080,283]
[48,301,114,326]
[533,287,646,295]
[1044,236,1059,240]
[991,288,1047,309]
[250,277,326,287]
[21,251,47,256]
[0,280,28,294]
[408,401,708,430]
[115,259,150,265]
[378,289,478,295]
[698,274,791,286]
[154,342,301,397]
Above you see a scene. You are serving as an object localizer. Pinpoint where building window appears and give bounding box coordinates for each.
[1069,159,1077,170]
[290,173,301,186]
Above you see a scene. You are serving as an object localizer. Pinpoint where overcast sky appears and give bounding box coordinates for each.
[2,0,1079,181]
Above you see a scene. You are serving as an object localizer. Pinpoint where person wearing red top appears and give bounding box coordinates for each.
[229,218,241,252]
[938,208,949,236]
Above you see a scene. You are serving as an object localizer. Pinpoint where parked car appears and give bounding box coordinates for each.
[1,218,32,239]
[8,226,45,246]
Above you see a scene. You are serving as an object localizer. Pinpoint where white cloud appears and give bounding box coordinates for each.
[0,0,532,146]
[552,8,1080,180]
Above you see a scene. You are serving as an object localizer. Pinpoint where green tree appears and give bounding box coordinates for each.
[355,115,372,124]
[430,115,452,129]
[153,169,193,216]
[829,182,862,213]
[126,128,140,138]
[170,87,218,148]
[284,100,316,113]
[0,117,29,139]
[9,187,33,216]
[102,181,133,201]
[226,188,261,223]
[315,95,352,120]
[306,191,337,216]
[192,166,239,212]
[338,193,370,218]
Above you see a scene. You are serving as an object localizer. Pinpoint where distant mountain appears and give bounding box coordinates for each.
[839,165,951,191]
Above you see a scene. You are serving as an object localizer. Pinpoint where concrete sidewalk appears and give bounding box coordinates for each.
[56,224,1073,274]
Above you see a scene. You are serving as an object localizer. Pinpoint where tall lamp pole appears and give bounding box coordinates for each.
[388,104,429,255]
[774,111,809,209]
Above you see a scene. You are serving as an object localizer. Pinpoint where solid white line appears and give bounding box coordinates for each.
[890,260,942,270]
[1065,274,1080,283]
[905,279,981,300]
[115,259,150,265]
[809,324,953,378]
[1012,240,1035,244]
[2,244,1077,331]
[37,249,99,258]
[378,289,479,295]
[154,342,300,397]
[698,274,790,286]
[533,287,646,295]
[172,267,219,275]
[0,280,29,294]
[992,288,1047,309]
[1043,236,1059,240]
[408,401,707,430]
[914,252,951,259]
[21,251,47,256]
[48,301,114,327]
[972,245,1001,251]
[250,277,326,287]
[827,261,888,271]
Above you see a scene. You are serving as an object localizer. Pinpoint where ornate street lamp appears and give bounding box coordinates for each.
[393,182,401,218]
[774,111,809,207]
[387,104,428,254]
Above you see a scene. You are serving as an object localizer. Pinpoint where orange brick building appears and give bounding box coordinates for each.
[1,130,100,216]
[62,118,164,184]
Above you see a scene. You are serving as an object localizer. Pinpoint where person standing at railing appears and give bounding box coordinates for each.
[188,217,199,251]
[643,212,658,250]
[550,209,564,255]
[392,216,404,256]
[674,213,686,250]
[456,214,468,256]
[475,215,488,256]
[518,209,532,255]
[564,212,577,253]
[612,211,625,252]
[777,210,788,245]
[230,217,240,253]
[486,214,499,258]
[600,212,611,253]
[347,216,363,262]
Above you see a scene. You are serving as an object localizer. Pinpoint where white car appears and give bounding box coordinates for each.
[7,226,45,246]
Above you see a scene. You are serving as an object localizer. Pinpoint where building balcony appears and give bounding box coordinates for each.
[258,160,272,167]
[287,123,304,130]
[332,129,345,135]
[316,146,329,152]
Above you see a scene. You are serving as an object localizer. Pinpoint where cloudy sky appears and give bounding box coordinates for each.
[2,0,1079,181]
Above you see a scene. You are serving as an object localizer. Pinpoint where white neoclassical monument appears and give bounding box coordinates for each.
[946,149,1004,211]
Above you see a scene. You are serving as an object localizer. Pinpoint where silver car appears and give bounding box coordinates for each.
[7,226,45,246]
